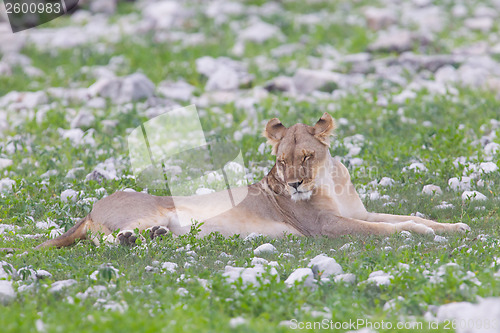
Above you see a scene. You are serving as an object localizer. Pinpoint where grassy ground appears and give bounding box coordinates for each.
[1,0,500,332]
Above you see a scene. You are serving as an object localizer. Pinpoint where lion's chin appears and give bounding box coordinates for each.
[290,190,313,202]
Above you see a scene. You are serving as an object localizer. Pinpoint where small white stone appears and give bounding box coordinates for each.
[408,162,427,172]
[285,268,315,287]
[0,280,15,304]
[333,273,356,284]
[365,271,393,286]
[251,257,269,266]
[0,158,12,169]
[36,270,52,279]
[253,243,277,255]
[379,177,395,187]
[448,177,472,191]
[465,17,493,32]
[434,235,448,243]
[422,184,443,195]
[462,191,487,201]
[49,279,77,293]
[308,254,343,277]
[162,262,178,273]
[238,21,282,44]
[205,66,239,91]
[0,178,15,192]
[229,317,247,328]
[479,162,498,173]
[223,264,278,286]
[60,189,78,203]
[243,232,262,241]
[176,287,188,296]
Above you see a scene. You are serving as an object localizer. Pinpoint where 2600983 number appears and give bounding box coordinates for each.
[5,2,62,14]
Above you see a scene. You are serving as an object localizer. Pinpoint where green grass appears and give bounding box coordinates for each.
[1,0,500,332]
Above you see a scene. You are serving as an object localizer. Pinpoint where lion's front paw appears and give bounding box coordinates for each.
[453,222,471,233]
[116,230,143,246]
[397,221,435,235]
[147,226,169,240]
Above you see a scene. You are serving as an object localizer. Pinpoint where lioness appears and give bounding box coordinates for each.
[36,113,469,249]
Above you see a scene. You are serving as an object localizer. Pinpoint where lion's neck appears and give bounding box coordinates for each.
[263,164,287,196]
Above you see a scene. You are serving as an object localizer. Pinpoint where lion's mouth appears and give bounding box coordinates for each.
[290,189,313,202]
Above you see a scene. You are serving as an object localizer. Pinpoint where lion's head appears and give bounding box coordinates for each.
[263,113,336,201]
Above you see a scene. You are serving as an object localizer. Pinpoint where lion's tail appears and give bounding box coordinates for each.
[35,216,90,250]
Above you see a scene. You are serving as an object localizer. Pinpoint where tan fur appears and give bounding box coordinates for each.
[36,113,469,249]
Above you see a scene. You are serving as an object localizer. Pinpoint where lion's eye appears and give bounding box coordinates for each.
[302,155,311,163]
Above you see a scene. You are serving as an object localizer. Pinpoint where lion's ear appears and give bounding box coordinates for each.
[263,118,287,155]
[313,112,336,145]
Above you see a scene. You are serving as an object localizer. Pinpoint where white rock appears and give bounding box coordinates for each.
[0,178,15,192]
[70,110,95,128]
[393,89,417,104]
[434,235,448,243]
[0,261,17,279]
[142,1,190,30]
[479,162,498,173]
[229,317,247,328]
[368,31,414,53]
[238,21,282,43]
[60,189,78,203]
[157,80,195,101]
[205,66,239,91]
[436,298,500,333]
[293,68,344,94]
[89,0,116,15]
[176,287,188,296]
[422,184,443,195]
[448,177,472,191]
[243,232,262,241]
[0,158,12,169]
[36,270,52,279]
[379,177,395,187]
[408,162,427,172]
[59,128,84,145]
[365,271,393,286]
[251,257,269,266]
[223,264,278,286]
[462,191,487,201]
[88,73,155,104]
[161,262,178,273]
[484,142,499,157]
[253,243,277,255]
[364,7,396,31]
[465,17,493,32]
[0,280,15,304]
[285,268,315,287]
[333,273,356,284]
[76,285,108,300]
[49,279,77,293]
[308,254,343,277]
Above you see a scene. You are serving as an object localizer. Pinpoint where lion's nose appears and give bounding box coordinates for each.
[288,180,303,189]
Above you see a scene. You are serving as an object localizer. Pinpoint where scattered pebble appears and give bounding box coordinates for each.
[0,281,15,304]
[253,243,277,256]
[284,268,315,287]
[308,254,343,278]
[422,184,442,195]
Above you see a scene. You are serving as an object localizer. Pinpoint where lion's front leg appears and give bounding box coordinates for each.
[365,212,470,234]
[319,213,435,237]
